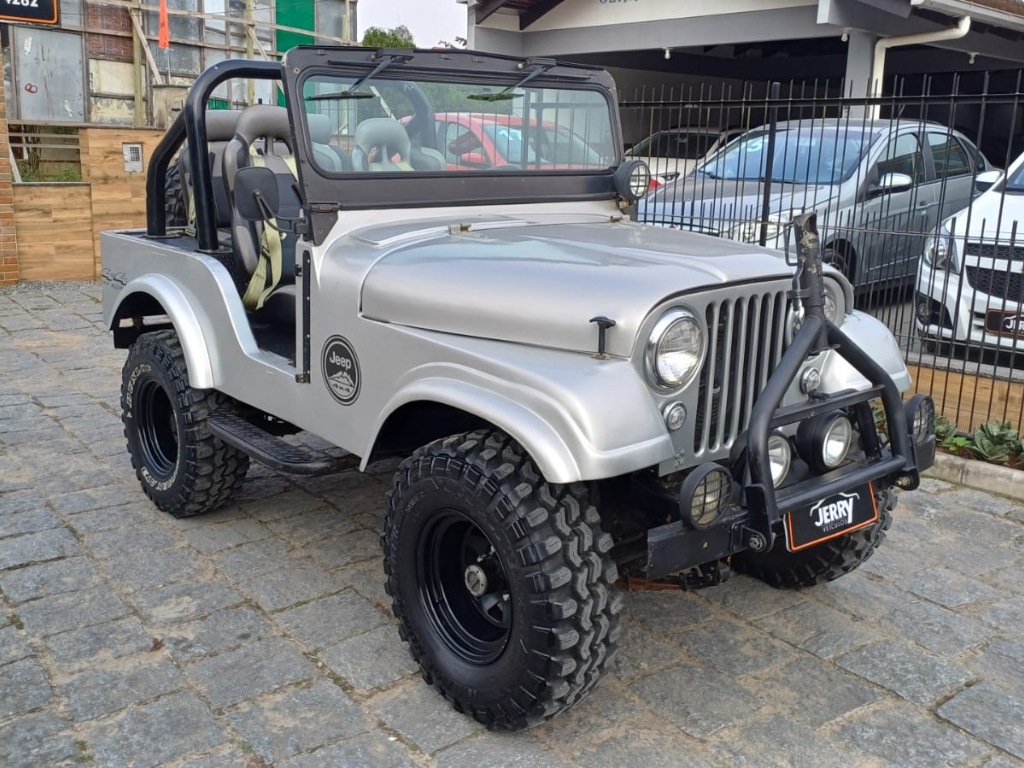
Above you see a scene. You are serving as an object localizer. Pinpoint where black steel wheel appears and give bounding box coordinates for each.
[121,330,249,517]
[418,510,512,665]
[383,430,622,731]
[733,487,895,588]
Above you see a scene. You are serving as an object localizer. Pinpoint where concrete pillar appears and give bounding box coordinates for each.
[0,74,19,286]
[844,30,876,118]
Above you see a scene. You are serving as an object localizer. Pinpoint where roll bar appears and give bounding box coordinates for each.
[146,59,283,253]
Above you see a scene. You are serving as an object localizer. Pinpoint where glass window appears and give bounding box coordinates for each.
[927,132,972,178]
[300,73,616,175]
[696,128,871,184]
[876,133,924,184]
[629,131,720,160]
[1005,158,1024,192]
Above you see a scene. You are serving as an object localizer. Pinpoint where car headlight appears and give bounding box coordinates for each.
[728,210,804,245]
[924,227,958,271]
[787,280,842,341]
[645,309,706,390]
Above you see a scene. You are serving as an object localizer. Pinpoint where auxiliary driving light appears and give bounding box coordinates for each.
[905,394,936,442]
[680,464,733,528]
[767,432,792,488]
[797,411,854,474]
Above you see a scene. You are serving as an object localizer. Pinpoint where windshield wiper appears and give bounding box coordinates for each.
[309,49,413,101]
[467,57,555,101]
[306,91,374,101]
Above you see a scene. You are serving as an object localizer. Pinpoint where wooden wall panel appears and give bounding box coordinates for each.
[13,184,96,280]
[79,126,165,272]
[909,363,1024,433]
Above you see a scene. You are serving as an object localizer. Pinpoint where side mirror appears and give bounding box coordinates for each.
[234,166,280,222]
[876,172,914,194]
[974,170,1002,194]
[457,151,488,167]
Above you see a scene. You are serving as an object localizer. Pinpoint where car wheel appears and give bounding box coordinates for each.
[823,246,853,282]
[732,487,895,588]
[121,330,249,517]
[383,429,622,731]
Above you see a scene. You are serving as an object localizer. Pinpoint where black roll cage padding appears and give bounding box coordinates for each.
[744,213,919,535]
[146,59,283,253]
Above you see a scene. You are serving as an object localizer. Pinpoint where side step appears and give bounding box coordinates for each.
[208,412,359,476]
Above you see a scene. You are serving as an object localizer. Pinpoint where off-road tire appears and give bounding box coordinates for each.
[165,162,188,229]
[733,487,895,588]
[121,330,249,517]
[383,430,623,731]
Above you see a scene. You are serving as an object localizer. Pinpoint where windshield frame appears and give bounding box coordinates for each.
[284,47,624,244]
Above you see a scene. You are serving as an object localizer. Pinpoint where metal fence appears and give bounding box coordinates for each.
[621,74,1024,433]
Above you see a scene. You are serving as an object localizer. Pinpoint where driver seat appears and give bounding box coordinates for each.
[222,105,301,326]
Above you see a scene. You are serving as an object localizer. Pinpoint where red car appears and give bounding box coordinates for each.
[432,112,611,171]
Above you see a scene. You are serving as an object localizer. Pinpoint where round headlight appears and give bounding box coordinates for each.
[787,286,840,342]
[645,309,705,390]
[767,432,792,488]
[821,415,853,468]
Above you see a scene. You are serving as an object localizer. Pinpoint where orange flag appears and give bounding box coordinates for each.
[158,0,170,49]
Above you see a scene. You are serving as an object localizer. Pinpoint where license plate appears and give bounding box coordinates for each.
[985,310,1024,337]
[784,483,878,552]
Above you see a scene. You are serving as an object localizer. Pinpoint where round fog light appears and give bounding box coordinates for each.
[821,415,853,467]
[798,411,855,474]
[905,394,936,441]
[679,464,732,528]
[767,433,792,488]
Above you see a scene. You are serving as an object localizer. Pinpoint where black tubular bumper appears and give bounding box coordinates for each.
[644,212,934,580]
[644,319,934,579]
[743,313,927,535]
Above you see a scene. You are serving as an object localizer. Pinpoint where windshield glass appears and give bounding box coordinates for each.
[628,131,720,160]
[1006,158,1024,192]
[696,127,872,184]
[301,73,616,174]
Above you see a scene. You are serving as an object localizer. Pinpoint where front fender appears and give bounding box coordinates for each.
[109,274,216,389]
[362,359,673,484]
[821,310,911,393]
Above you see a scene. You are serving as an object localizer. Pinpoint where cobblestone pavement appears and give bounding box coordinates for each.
[2,281,1024,768]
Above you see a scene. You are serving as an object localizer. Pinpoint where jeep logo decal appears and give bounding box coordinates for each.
[321,336,360,405]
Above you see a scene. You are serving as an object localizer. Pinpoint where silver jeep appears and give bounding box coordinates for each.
[102,47,935,730]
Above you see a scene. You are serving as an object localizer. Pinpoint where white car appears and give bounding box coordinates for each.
[916,151,1024,353]
[626,127,739,186]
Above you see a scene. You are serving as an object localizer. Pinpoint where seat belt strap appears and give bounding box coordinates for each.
[241,144,298,311]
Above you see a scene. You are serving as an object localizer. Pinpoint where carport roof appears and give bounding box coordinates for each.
[474,0,567,29]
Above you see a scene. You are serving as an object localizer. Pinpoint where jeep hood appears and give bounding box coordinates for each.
[359,216,792,357]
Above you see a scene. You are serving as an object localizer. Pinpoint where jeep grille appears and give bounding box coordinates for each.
[693,290,790,455]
